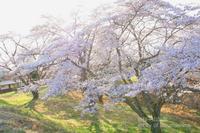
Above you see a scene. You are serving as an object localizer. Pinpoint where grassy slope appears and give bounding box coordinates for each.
[0,92,200,133]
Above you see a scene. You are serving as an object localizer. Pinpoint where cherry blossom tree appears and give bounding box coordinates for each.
[0,33,44,104]
[0,17,62,105]
[20,0,200,132]
[102,0,200,132]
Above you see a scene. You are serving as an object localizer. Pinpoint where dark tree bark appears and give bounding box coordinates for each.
[31,90,39,100]
[150,119,161,133]
[98,95,104,104]
[125,92,164,133]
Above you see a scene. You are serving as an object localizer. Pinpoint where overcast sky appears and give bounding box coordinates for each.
[0,0,199,35]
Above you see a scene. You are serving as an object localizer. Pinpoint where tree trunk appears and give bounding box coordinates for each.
[80,68,87,81]
[80,68,87,94]
[31,90,39,100]
[24,90,39,108]
[98,95,104,104]
[125,96,163,133]
[150,119,161,133]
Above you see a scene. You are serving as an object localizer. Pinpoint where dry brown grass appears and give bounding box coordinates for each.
[162,104,196,117]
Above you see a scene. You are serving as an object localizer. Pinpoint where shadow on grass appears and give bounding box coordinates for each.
[19,106,70,132]
[0,103,70,133]
[160,113,200,133]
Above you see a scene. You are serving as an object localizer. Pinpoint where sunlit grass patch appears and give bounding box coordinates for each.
[0,92,32,106]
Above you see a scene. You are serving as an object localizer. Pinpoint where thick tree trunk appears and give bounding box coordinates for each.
[150,119,161,133]
[24,90,39,108]
[125,95,163,133]
[31,90,39,100]
[80,68,87,81]
[80,68,88,94]
[98,95,104,104]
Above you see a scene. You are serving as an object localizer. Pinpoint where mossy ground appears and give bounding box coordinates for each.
[0,91,200,133]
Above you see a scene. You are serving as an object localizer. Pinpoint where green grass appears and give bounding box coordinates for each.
[0,92,200,133]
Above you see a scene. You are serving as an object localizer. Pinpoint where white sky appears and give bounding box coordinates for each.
[0,0,199,35]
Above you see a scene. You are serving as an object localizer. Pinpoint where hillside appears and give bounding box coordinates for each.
[0,92,200,133]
